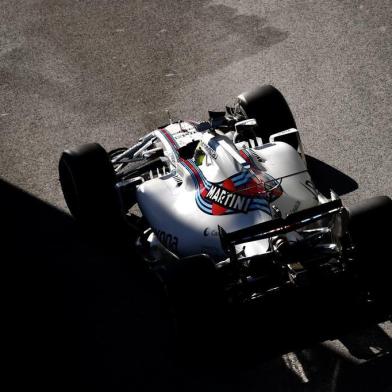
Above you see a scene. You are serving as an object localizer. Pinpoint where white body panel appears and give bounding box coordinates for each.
[251,142,319,217]
[136,122,319,260]
[137,176,270,258]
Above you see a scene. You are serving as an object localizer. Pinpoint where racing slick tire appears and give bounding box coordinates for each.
[59,143,124,235]
[237,85,298,149]
[348,196,392,311]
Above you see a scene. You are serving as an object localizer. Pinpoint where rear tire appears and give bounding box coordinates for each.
[59,143,124,234]
[237,85,298,148]
[348,196,392,310]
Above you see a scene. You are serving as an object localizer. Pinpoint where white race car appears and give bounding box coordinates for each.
[59,85,391,323]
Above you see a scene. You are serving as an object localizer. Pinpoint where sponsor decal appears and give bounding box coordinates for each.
[153,228,179,252]
[200,141,218,159]
[180,151,283,216]
[159,128,179,150]
[205,184,253,213]
[203,227,219,237]
[158,127,283,217]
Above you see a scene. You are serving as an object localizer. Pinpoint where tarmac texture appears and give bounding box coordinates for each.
[1,1,391,391]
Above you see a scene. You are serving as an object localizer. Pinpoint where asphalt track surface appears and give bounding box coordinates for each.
[1,1,392,391]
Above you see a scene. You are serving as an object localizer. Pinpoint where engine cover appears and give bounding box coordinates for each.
[136,128,319,260]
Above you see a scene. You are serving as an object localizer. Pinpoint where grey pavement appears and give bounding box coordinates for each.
[1,0,391,390]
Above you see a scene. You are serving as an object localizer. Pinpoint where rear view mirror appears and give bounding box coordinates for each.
[235,118,257,132]
[234,119,260,145]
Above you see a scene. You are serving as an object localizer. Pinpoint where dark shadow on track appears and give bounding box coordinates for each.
[2,178,172,391]
[306,155,358,196]
[2,178,390,391]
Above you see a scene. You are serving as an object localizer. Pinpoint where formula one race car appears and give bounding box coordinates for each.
[59,85,391,329]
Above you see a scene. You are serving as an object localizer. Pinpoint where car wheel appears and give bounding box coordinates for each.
[59,143,124,233]
[348,196,392,311]
[237,85,298,148]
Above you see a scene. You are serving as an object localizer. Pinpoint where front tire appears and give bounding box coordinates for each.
[237,85,298,148]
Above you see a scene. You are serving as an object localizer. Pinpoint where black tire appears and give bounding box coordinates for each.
[59,143,123,232]
[348,196,392,310]
[237,85,298,148]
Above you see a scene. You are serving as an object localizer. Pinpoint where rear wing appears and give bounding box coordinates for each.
[219,199,344,256]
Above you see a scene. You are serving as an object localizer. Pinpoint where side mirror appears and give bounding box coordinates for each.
[234,118,257,132]
[234,119,260,145]
[209,111,227,129]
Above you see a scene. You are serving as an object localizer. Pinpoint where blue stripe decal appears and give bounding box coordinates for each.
[190,161,212,187]
[196,201,212,214]
[233,176,252,187]
[181,162,199,187]
[179,159,212,214]
[159,130,180,156]
[196,196,212,213]
[196,193,212,209]
[178,157,274,216]
[230,171,248,181]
